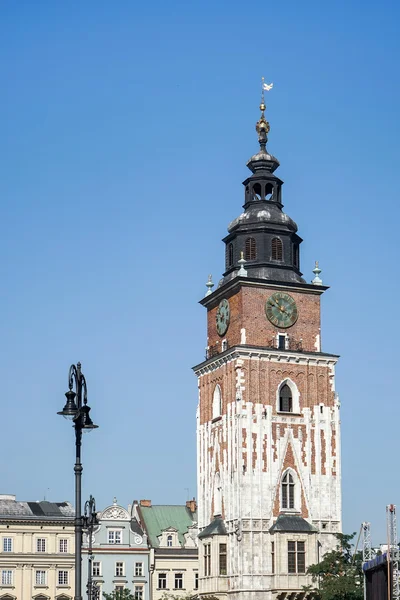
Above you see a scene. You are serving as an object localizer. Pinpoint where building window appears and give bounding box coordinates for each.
[293,244,299,268]
[92,561,101,577]
[282,472,295,509]
[288,541,306,573]
[108,530,122,544]
[212,384,222,419]
[115,562,124,577]
[195,572,199,589]
[204,543,211,576]
[1,570,12,585]
[59,538,68,553]
[58,570,69,585]
[115,586,124,594]
[226,243,234,268]
[219,543,227,575]
[271,541,275,574]
[167,534,173,547]
[134,585,144,600]
[272,237,283,261]
[158,573,167,589]
[278,334,286,350]
[36,538,46,552]
[174,573,183,589]
[279,384,292,412]
[35,570,46,585]
[245,237,256,261]
[2,538,12,552]
[135,562,143,577]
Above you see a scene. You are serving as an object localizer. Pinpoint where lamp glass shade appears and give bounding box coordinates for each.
[57,389,78,420]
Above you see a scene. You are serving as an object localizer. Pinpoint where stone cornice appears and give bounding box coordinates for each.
[199,276,328,309]
[193,345,339,376]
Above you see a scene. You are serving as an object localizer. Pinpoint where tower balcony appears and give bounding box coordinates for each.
[205,336,303,359]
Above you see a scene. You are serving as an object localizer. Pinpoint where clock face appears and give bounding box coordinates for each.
[265,292,298,328]
[216,299,230,336]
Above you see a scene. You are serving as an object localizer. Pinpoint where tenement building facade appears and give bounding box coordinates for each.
[0,494,75,600]
[135,499,199,600]
[82,498,150,599]
[194,94,342,600]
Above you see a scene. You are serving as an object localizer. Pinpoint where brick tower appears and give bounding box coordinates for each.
[194,91,342,600]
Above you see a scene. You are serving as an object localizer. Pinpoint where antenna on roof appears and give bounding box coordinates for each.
[184,488,190,501]
[44,488,50,501]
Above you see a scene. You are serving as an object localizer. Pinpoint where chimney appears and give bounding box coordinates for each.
[140,499,152,507]
[186,498,197,513]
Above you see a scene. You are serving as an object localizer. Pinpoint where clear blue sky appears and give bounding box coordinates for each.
[1,0,399,546]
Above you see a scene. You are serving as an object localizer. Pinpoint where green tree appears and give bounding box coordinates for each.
[160,593,197,600]
[103,588,135,600]
[306,533,363,600]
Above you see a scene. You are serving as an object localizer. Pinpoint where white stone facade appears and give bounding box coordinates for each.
[195,347,342,600]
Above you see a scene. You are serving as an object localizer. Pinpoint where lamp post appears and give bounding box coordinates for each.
[58,362,98,600]
[83,495,99,600]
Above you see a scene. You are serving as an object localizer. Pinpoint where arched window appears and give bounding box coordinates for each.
[245,237,256,261]
[272,237,283,261]
[167,535,173,547]
[279,384,292,412]
[282,472,295,509]
[212,385,222,419]
[226,243,234,268]
[293,244,299,268]
[252,183,262,200]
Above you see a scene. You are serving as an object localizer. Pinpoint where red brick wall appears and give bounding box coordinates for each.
[199,359,334,425]
[207,284,322,353]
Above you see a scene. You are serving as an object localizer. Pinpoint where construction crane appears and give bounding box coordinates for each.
[362,522,373,563]
[387,504,400,600]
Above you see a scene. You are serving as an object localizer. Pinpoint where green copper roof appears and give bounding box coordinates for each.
[139,505,197,547]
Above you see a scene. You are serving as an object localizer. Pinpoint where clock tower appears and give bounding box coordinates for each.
[194,92,342,600]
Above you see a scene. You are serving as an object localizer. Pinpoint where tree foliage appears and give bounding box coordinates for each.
[160,593,197,600]
[103,588,135,600]
[306,533,364,600]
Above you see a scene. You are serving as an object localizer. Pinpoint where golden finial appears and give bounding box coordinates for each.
[256,77,272,142]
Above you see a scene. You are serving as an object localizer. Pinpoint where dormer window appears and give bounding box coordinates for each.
[245,237,256,261]
[272,237,283,261]
[167,535,173,547]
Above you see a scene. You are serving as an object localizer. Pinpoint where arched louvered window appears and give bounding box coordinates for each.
[272,237,283,261]
[279,384,292,413]
[226,243,234,268]
[245,237,256,261]
[293,244,299,268]
[282,472,295,509]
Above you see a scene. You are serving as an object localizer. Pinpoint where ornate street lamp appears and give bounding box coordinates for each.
[83,495,99,600]
[58,362,98,600]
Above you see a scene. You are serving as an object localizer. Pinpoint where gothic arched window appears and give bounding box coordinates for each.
[212,385,222,419]
[226,243,234,268]
[245,237,256,261]
[272,237,283,261]
[293,244,299,268]
[282,472,295,509]
[279,384,292,413]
